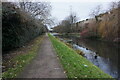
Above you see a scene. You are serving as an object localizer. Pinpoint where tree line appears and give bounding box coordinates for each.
[2,2,51,53]
[53,2,120,42]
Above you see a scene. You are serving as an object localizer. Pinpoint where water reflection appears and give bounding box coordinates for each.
[73,44,118,78]
[54,34,119,78]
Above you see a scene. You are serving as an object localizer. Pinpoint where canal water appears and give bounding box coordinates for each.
[53,34,119,78]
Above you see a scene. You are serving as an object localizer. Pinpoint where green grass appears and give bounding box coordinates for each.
[48,33,112,78]
[2,35,43,78]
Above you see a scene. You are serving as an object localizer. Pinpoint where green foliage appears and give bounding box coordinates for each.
[48,33,112,78]
[2,2,46,52]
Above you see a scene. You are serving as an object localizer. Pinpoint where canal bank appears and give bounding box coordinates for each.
[52,33,119,78]
[48,33,112,78]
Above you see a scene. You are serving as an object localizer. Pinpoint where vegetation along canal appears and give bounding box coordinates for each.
[52,33,119,78]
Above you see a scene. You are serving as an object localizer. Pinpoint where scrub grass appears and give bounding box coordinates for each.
[48,33,112,78]
[2,35,44,78]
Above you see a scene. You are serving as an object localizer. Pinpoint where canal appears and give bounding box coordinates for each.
[53,34,119,78]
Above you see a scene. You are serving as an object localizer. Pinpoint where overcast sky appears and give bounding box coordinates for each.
[51,2,109,22]
[4,0,119,28]
[49,0,119,27]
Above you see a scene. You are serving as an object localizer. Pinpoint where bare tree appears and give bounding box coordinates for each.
[19,2,52,24]
[65,12,78,32]
[57,12,78,33]
[66,12,77,24]
[109,1,118,11]
[89,4,102,17]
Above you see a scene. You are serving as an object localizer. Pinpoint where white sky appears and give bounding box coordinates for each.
[3,0,119,28]
[51,2,109,22]
[5,0,118,2]
[50,0,119,27]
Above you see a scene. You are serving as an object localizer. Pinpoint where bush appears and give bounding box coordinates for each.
[2,2,46,53]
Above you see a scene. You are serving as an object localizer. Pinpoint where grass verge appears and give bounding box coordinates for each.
[48,33,112,78]
[2,35,44,78]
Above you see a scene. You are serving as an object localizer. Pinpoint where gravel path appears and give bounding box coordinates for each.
[18,34,66,78]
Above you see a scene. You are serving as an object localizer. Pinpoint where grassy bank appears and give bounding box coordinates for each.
[48,33,112,78]
[2,35,44,78]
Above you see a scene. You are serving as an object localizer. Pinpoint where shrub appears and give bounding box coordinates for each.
[2,2,46,53]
